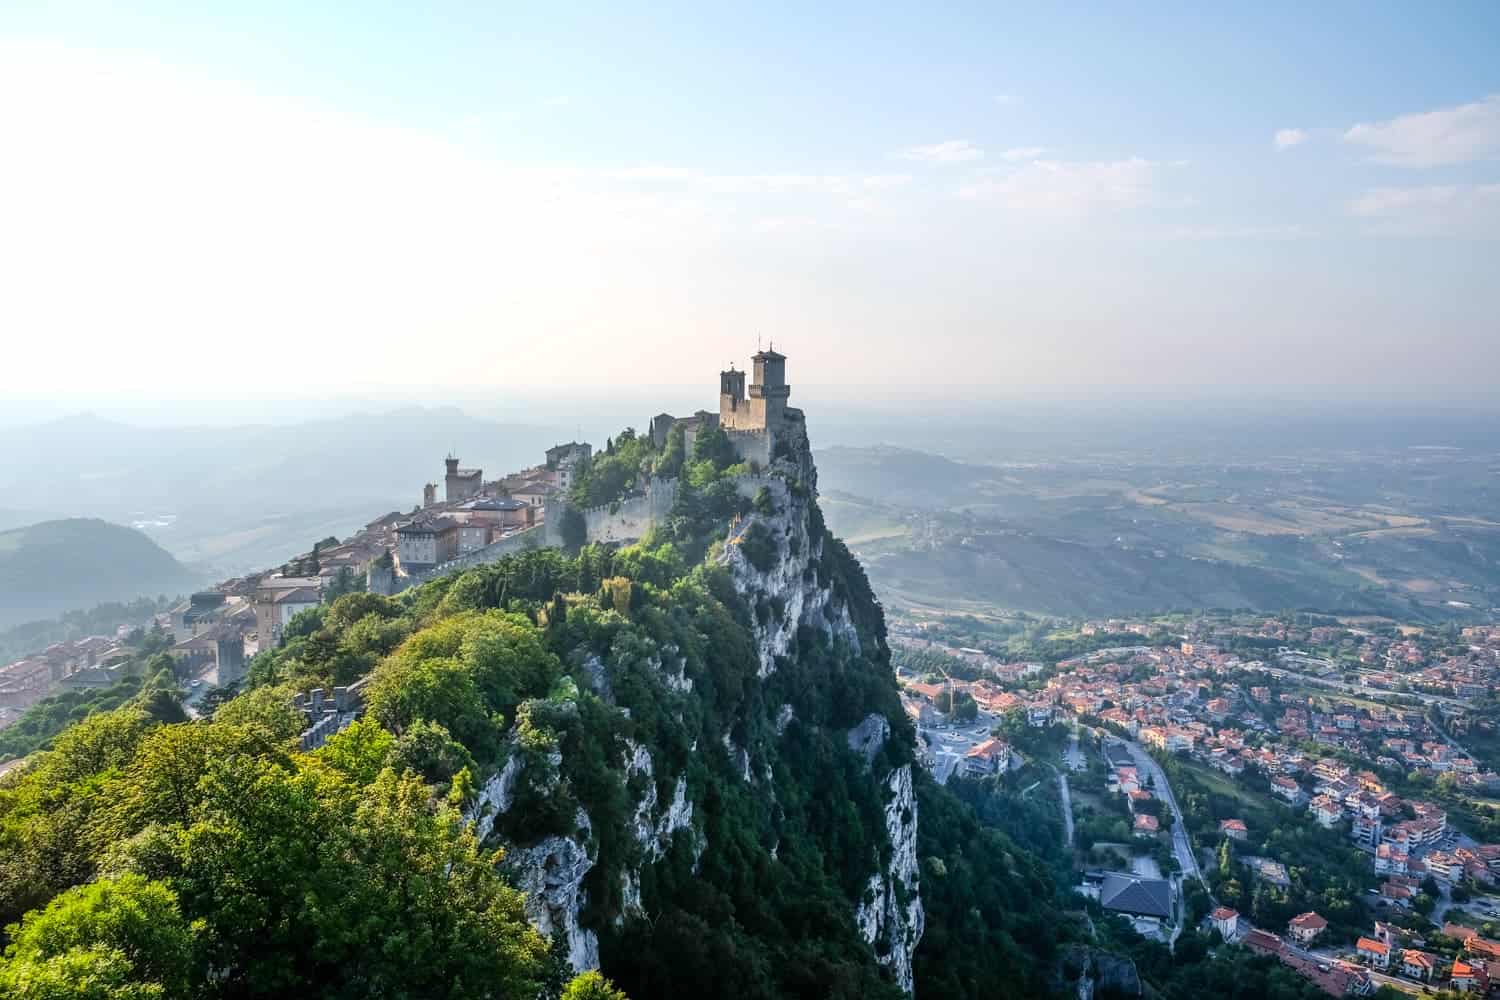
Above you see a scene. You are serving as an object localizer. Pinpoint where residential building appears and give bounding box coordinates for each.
[1219,818,1249,841]
[1400,950,1436,982]
[1098,873,1172,922]
[1356,937,1392,970]
[1288,911,1328,946]
[1212,906,1241,942]
[962,738,1011,777]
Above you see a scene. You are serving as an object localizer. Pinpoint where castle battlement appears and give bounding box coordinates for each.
[719,347,790,435]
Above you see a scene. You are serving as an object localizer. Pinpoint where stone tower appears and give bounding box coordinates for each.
[444,455,482,503]
[748,347,789,429]
[423,482,437,508]
[719,365,747,425]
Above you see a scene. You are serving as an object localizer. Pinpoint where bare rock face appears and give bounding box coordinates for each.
[721,477,860,680]
[716,433,923,995]
[468,752,525,844]
[503,808,599,972]
[485,421,923,992]
[847,712,891,767]
[853,764,924,995]
[619,739,699,922]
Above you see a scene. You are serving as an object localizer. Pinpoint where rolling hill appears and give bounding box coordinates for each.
[0,518,199,627]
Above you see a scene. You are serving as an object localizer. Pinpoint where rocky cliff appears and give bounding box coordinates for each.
[468,418,924,995]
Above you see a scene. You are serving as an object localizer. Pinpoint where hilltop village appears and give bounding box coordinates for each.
[893,611,1500,995]
[0,350,802,734]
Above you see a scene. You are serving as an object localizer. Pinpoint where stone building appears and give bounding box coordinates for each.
[253,577,324,651]
[652,347,802,468]
[720,347,790,433]
[444,456,484,503]
[396,516,459,573]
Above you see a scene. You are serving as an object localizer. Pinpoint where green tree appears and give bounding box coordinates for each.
[316,718,394,785]
[0,874,194,1000]
[690,424,737,471]
[213,684,306,741]
[562,971,630,1000]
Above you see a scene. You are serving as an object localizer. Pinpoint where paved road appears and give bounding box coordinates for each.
[1123,741,1204,885]
[1063,733,1086,772]
[917,709,1001,785]
[1247,663,1467,710]
[1058,773,1075,847]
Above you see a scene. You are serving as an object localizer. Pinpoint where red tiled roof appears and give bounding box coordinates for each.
[1290,911,1328,931]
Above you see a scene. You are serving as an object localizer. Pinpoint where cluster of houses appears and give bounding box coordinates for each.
[1,441,597,733]
[368,444,588,579]
[1104,756,1166,838]
[0,633,137,716]
[1349,920,1500,993]
[1239,917,1374,996]
[1079,614,1500,704]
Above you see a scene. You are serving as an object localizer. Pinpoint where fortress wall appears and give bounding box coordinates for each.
[726,428,772,469]
[544,478,680,549]
[579,478,679,544]
[437,524,548,572]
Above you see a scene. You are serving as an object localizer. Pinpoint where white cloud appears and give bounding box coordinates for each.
[544,95,571,107]
[1273,128,1308,150]
[993,94,1023,106]
[898,139,984,163]
[998,146,1047,161]
[1347,183,1500,235]
[1343,95,1500,167]
[1155,223,1312,241]
[861,174,912,190]
[958,158,1157,217]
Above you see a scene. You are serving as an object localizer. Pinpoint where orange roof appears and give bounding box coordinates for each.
[1467,937,1500,959]
[1211,907,1239,921]
[1219,818,1247,831]
[1290,911,1328,930]
[965,738,1009,761]
[1356,937,1389,956]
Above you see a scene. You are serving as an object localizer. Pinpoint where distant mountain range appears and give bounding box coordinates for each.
[0,518,199,628]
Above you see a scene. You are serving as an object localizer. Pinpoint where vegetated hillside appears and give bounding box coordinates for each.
[0,519,197,628]
[0,424,1081,1000]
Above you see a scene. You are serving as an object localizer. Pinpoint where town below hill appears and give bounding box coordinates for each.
[891,607,1500,996]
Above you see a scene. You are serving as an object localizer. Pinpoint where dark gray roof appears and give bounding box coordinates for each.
[457,497,527,511]
[1099,873,1172,920]
[1105,743,1135,767]
[398,516,458,535]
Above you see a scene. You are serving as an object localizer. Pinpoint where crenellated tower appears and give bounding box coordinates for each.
[748,347,789,430]
[719,364,748,426]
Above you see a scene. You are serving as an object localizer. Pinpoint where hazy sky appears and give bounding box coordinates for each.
[2,3,1498,400]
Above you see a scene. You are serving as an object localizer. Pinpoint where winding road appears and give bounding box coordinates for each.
[1123,741,1204,884]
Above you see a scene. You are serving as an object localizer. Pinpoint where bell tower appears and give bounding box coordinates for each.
[719,364,748,427]
[748,346,789,429]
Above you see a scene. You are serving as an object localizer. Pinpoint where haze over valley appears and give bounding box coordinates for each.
[3,5,1499,1000]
